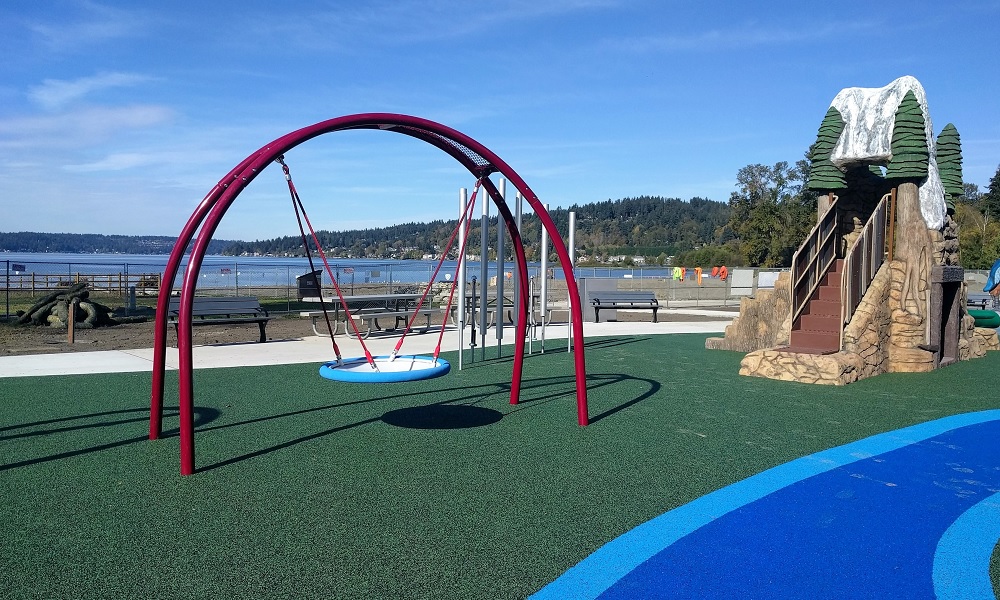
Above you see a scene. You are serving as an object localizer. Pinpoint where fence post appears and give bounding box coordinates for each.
[4,260,8,319]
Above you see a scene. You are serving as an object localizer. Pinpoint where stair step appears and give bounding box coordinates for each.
[805,298,841,317]
[775,346,839,356]
[800,313,841,332]
[821,271,842,289]
[817,284,842,301]
[790,330,840,351]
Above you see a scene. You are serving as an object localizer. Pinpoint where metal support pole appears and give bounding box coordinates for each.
[568,210,575,352]
[470,275,478,363]
[514,193,523,335]
[540,203,549,351]
[496,178,506,356]
[479,187,489,360]
[458,187,468,370]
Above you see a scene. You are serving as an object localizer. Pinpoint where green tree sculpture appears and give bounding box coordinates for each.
[807,106,847,191]
[936,123,964,213]
[885,90,929,181]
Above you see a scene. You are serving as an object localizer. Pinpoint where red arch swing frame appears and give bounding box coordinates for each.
[148,113,589,475]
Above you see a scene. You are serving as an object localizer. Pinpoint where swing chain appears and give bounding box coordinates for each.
[275,155,291,181]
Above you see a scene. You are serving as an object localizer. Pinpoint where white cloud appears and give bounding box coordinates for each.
[236,0,620,50]
[608,20,879,53]
[62,152,156,172]
[26,1,152,51]
[28,72,154,110]
[0,105,174,150]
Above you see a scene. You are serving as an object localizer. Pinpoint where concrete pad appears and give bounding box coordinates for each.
[0,319,734,379]
[0,349,159,378]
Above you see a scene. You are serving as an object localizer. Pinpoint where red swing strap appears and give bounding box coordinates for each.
[277,156,377,370]
[388,178,482,361]
[432,182,483,363]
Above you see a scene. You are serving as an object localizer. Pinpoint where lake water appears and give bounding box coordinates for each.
[0,252,674,289]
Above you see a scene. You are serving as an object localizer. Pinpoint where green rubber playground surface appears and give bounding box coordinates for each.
[2,334,999,598]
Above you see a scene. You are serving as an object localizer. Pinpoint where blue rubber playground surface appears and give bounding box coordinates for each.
[535,410,1000,599]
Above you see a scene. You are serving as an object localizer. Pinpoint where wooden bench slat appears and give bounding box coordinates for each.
[167,296,272,342]
[587,291,659,323]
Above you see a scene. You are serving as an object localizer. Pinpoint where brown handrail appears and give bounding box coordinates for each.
[840,190,892,346]
[790,195,840,326]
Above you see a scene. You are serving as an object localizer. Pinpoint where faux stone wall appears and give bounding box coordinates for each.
[704,271,791,352]
[842,262,892,378]
[959,311,999,360]
[931,213,961,267]
[886,260,936,373]
[739,349,861,385]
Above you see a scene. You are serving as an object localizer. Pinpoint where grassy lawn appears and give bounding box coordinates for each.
[2,334,998,598]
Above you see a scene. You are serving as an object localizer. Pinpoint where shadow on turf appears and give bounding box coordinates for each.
[451,336,653,368]
[194,371,658,473]
[381,405,503,429]
[0,406,221,471]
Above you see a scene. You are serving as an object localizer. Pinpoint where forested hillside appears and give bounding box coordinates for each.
[222,195,732,264]
[0,232,234,255]
[8,160,996,269]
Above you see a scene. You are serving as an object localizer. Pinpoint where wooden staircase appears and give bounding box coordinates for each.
[787,259,843,354]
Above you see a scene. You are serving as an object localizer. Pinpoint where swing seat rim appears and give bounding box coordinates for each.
[319,355,451,383]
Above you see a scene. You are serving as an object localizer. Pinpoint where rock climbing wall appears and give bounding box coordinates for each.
[704,271,791,353]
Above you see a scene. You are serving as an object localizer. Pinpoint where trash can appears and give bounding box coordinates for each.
[296,270,322,300]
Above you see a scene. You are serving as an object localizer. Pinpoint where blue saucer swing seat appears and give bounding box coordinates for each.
[319,355,451,383]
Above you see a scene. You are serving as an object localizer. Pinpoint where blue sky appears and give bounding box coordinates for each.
[1,1,998,242]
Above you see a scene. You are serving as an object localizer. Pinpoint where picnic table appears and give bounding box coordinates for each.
[300,293,426,336]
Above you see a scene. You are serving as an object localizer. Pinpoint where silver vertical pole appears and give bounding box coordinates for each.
[496,178,506,356]
[479,183,489,360]
[540,203,549,352]
[568,210,576,352]
[458,187,468,370]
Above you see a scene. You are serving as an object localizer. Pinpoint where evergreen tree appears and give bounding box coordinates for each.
[885,91,929,181]
[982,164,1000,223]
[936,123,964,213]
[807,106,848,191]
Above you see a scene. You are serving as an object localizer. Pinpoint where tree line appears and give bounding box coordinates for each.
[221,195,734,265]
[4,161,999,268]
[0,232,235,255]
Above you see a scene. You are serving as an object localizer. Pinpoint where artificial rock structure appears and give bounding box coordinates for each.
[707,76,998,384]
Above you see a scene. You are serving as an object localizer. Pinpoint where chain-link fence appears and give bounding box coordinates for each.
[0,258,548,318]
[19,257,970,320]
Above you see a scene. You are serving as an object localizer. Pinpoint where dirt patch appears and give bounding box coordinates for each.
[0,316,318,357]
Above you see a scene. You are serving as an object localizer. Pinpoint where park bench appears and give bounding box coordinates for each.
[167,296,272,343]
[301,307,443,339]
[967,292,998,310]
[589,290,659,323]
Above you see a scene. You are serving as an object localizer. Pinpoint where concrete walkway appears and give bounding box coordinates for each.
[0,312,737,378]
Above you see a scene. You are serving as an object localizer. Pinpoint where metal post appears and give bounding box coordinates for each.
[496,178,506,356]
[479,186,489,360]
[470,275,478,363]
[458,187,468,370]
[568,210,575,351]
[540,203,549,351]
